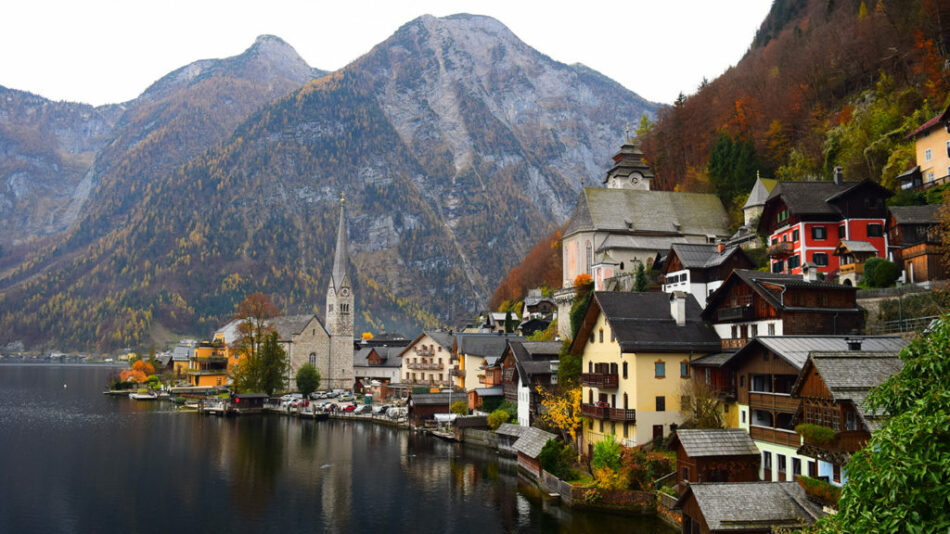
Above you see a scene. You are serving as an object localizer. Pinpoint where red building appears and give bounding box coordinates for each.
[758,170,892,278]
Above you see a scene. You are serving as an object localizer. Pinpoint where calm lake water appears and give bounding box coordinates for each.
[0,364,675,533]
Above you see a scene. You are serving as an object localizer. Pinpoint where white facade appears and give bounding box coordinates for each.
[661,269,724,309]
[738,404,815,482]
[517,376,531,427]
[713,320,784,342]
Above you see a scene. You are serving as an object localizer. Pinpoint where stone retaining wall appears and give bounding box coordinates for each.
[462,428,499,449]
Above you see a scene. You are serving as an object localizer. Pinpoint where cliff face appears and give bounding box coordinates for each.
[0,16,658,350]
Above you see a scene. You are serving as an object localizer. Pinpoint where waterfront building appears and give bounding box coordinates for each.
[188,339,230,387]
[574,292,721,454]
[790,349,903,487]
[324,197,356,390]
[399,331,456,388]
[501,340,561,427]
[352,345,404,388]
[759,169,892,277]
[659,243,753,308]
[454,333,523,391]
[670,429,760,493]
[513,426,557,481]
[701,269,863,352]
[674,481,824,534]
[719,335,907,483]
[886,204,946,284]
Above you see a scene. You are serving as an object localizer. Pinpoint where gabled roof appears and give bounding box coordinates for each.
[759,179,893,233]
[564,188,729,239]
[573,292,721,354]
[269,314,321,340]
[906,103,950,138]
[743,177,778,209]
[666,243,749,271]
[834,240,879,255]
[410,392,454,405]
[889,204,942,225]
[512,427,557,458]
[473,386,503,397]
[671,429,759,458]
[495,423,527,438]
[506,340,561,383]
[690,352,736,368]
[456,333,524,358]
[353,346,404,368]
[791,350,903,430]
[674,482,823,531]
[702,270,856,320]
[729,336,907,370]
[399,330,456,358]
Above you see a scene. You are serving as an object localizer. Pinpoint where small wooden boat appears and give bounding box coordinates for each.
[128,392,157,400]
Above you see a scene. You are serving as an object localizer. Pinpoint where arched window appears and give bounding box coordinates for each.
[585,241,593,273]
[309,353,317,366]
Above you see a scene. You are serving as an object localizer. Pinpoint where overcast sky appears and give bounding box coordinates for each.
[1,0,773,107]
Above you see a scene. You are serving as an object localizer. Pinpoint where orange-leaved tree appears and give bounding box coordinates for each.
[231,292,280,392]
[537,386,583,459]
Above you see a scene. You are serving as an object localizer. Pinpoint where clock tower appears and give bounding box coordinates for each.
[325,194,355,390]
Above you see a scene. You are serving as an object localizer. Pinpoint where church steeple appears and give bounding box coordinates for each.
[330,193,348,292]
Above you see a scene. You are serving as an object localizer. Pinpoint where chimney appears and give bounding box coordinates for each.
[833,166,844,185]
[670,292,687,327]
[802,262,818,283]
[845,337,863,351]
[717,242,725,254]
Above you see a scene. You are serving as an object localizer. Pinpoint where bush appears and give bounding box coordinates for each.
[796,423,837,444]
[295,364,320,397]
[863,258,900,288]
[797,475,841,507]
[539,439,575,480]
[450,400,468,416]
[486,409,510,430]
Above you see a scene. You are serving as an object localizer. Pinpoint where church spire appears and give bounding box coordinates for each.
[331,193,348,291]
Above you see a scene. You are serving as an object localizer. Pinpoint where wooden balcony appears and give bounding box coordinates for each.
[767,241,795,257]
[802,429,869,454]
[580,403,636,422]
[750,425,801,447]
[749,392,800,412]
[721,338,749,350]
[581,372,619,389]
[407,362,443,371]
[839,263,864,275]
[718,306,753,322]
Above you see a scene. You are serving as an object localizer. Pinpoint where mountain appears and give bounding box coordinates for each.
[0,14,658,351]
[0,87,122,247]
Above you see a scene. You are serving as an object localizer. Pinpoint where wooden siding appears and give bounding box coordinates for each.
[750,426,802,447]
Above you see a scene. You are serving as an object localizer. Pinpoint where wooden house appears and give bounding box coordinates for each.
[660,243,754,308]
[702,269,863,351]
[512,427,557,481]
[675,482,823,534]
[670,429,760,493]
[791,349,903,486]
[407,392,455,426]
[886,205,946,284]
[721,336,907,483]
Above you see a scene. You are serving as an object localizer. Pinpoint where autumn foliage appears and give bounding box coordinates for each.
[489,228,563,310]
[119,359,156,383]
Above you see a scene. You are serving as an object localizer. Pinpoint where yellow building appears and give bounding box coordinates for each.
[188,339,231,387]
[454,333,522,392]
[905,103,950,188]
[574,292,721,456]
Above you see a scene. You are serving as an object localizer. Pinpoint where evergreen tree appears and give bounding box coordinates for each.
[295,363,320,397]
[634,263,648,292]
[258,331,289,396]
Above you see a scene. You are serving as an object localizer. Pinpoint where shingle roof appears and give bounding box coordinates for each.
[704,270,857,319]
[507,340,561,383]
[353,346,404,368]
[495,423,527,438]
[889,204,942,225]
[564,188,729,239]
[669,243,745,270]
[474,386,503,396]
[589,292,721,353]
[743,177,778,209]
[512,427,557,458]
[269,315,320,340]
[690,352,736,367]
[766,181,856,216]
[735,336,908,370]
[676,482,823,531]
[457,333,524,358]
[835,240,879,254]
[673,429,759,458]
[410,392,455,405]
[907,104,950,138]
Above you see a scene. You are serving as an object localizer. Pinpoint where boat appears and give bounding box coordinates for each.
[128,392,157,401]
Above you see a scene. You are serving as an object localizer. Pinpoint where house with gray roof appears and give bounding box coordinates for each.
[791,349,903,486]
[353,345,405,387]
[886,204,946,285]
[670,429,760,492]
[399,331,458,389]
[501,340,561,426]
[675,481,823,533]
[454,333,523,392]
[660,243,754,308]
[512,427,557,480]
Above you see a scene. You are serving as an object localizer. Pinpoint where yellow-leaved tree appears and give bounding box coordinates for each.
[537,386,583,459]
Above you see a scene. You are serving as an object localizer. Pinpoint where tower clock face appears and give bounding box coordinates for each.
[340,288,350,297]
[630,172,642,184]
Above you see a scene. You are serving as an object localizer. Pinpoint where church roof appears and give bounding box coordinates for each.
[564,188,729,240]
[602,140,655,185]
[331,199,348,292]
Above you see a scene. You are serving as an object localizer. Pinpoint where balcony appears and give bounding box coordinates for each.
[718,306,753,322]
[581,372,619,389]
[407,362,443,371]
[767,241,794,257]
[839,263,863,275]
[449,368,465,377]
[413,347,435,357]
[749,391,800,412]
[580,403,636,422]
[750,425,801,447]
[800,427,869,454]
[721,338,749,350]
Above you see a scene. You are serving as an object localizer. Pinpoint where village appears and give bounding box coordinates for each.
[99,103,950,534]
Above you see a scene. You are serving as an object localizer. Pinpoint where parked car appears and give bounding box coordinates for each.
[372,404,391,415]
[342,404,356,412]
[353,404,372,415]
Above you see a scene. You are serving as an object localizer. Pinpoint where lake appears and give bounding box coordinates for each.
[0,364,675,533]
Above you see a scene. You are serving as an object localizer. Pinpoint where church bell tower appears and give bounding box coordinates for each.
[326,194,354,389]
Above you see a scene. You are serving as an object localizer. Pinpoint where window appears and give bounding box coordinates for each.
[705,368,711,384]
[611,329,615,342]
[589,331,594,343]
[833,463,841,483]
[622,362,628,379]
[585,242,593,273]
[927,171,935,182]
[588,362,593,373]
[598,329,603,343]
[947,140,950,157]
[787,254,800,270]
[792,458,802,477]
[741,410,746,424]
[623,422,629,437]
[811,226,827,240]
[655,362,665,378]
[813,252,829,266]
[740,375,745,388]
[750,324,758,338]
[681,395,691,410]
[838,225,846,239]
[925,147,933,161]
[771,237,778,246]
[778,454,787,475]
[680,361,690,378]
[792,229,800,242]
[772,261,784,273]
[656,396,666,411]
[731,325,738,338]
[763,452,772,470]
[309,353,317,366]
[768,323,776,336]
[867,223,883,237]
[599,420,603,432]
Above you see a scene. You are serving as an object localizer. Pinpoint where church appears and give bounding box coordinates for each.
[322,196,356,390]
